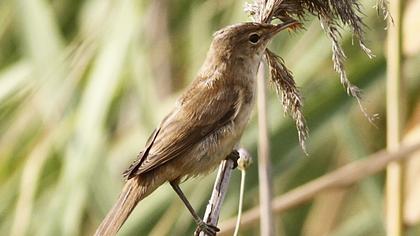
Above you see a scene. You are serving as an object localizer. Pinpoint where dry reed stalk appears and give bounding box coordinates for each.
[256,64,274,236]
[386,0,405,235]
[198,149,251,236]
[198,159,235,236]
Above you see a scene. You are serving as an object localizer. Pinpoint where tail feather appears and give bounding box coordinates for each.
[94,178,154,236]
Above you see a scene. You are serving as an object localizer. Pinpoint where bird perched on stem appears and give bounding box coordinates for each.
[94,20,297,236]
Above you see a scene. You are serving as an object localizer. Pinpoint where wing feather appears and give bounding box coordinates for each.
[124,80,239,179]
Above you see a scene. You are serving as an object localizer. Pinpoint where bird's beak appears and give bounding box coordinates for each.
[267,20,299,38]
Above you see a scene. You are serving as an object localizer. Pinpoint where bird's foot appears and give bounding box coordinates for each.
[194,220,220,236]
[226,150,240,169]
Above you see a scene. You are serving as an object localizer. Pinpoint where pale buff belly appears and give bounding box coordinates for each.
[167,90,255,180]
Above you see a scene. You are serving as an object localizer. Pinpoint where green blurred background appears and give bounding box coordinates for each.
[1,0,419,235]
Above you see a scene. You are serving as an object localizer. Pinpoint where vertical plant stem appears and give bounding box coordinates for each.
[386,0,405,235]
[257,63,274,236]
[233,169,246,236]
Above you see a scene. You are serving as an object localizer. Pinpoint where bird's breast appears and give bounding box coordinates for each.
[232,79,256,136]
[173,73,258,180]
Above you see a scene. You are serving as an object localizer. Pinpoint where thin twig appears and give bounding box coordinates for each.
[233,169,246,236]
[218,141,420,235]
[233,149,253,236]
[386,0,405,235]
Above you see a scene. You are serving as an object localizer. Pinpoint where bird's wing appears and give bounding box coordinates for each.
[124,81,239,179]
[123,127,161,179]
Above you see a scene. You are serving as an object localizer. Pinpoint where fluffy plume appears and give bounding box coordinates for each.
[265,49,308,154]
[245,0,388,152]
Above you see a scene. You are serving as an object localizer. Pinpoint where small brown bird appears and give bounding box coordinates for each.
[95,21,296,236]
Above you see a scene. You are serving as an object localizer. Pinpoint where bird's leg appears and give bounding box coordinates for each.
[169,182,220,236]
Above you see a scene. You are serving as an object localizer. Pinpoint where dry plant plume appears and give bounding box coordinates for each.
[245,0,389,151]
[265,49,308,154]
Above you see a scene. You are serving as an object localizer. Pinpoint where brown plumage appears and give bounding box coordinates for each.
[95,21,296,236]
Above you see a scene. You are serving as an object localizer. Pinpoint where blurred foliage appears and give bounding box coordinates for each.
[0,0,419,236]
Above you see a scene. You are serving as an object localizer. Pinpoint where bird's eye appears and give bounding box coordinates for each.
[248,33,260,44]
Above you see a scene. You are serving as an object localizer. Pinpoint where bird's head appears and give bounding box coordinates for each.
[210,21,297,63]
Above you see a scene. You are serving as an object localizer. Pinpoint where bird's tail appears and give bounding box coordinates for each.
[94,177,159,236]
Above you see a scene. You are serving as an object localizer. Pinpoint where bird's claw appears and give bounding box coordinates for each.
[194,221,220,236]
[227,150,240,169]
